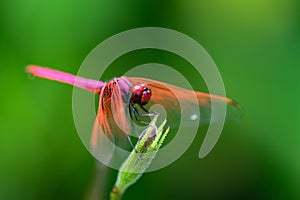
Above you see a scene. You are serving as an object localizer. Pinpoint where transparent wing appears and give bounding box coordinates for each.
[110,79,131,136]
[91,83,112,149]
[91,80,133,152]
[127,77,240,125]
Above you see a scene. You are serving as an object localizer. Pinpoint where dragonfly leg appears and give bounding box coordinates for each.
[130,103,150,124]
[129,101,156,117]
[140,105,150,113]
[132,109,149,124]
[128,105,140,136]
[139,105,159,117]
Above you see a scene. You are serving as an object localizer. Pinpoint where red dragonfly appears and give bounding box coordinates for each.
[27,65,239,149]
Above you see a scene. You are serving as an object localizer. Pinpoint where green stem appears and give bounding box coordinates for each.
[110,186,123,200]
[109,115,169,200]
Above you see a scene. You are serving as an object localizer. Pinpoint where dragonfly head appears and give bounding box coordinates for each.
[130,84,152,106]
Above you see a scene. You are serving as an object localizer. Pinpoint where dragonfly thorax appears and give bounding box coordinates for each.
[130,84,152,106]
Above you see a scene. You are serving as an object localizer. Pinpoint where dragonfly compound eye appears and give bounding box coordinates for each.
[131,84,152,105]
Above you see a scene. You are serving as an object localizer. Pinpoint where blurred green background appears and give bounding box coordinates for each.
[0,0,299,199]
